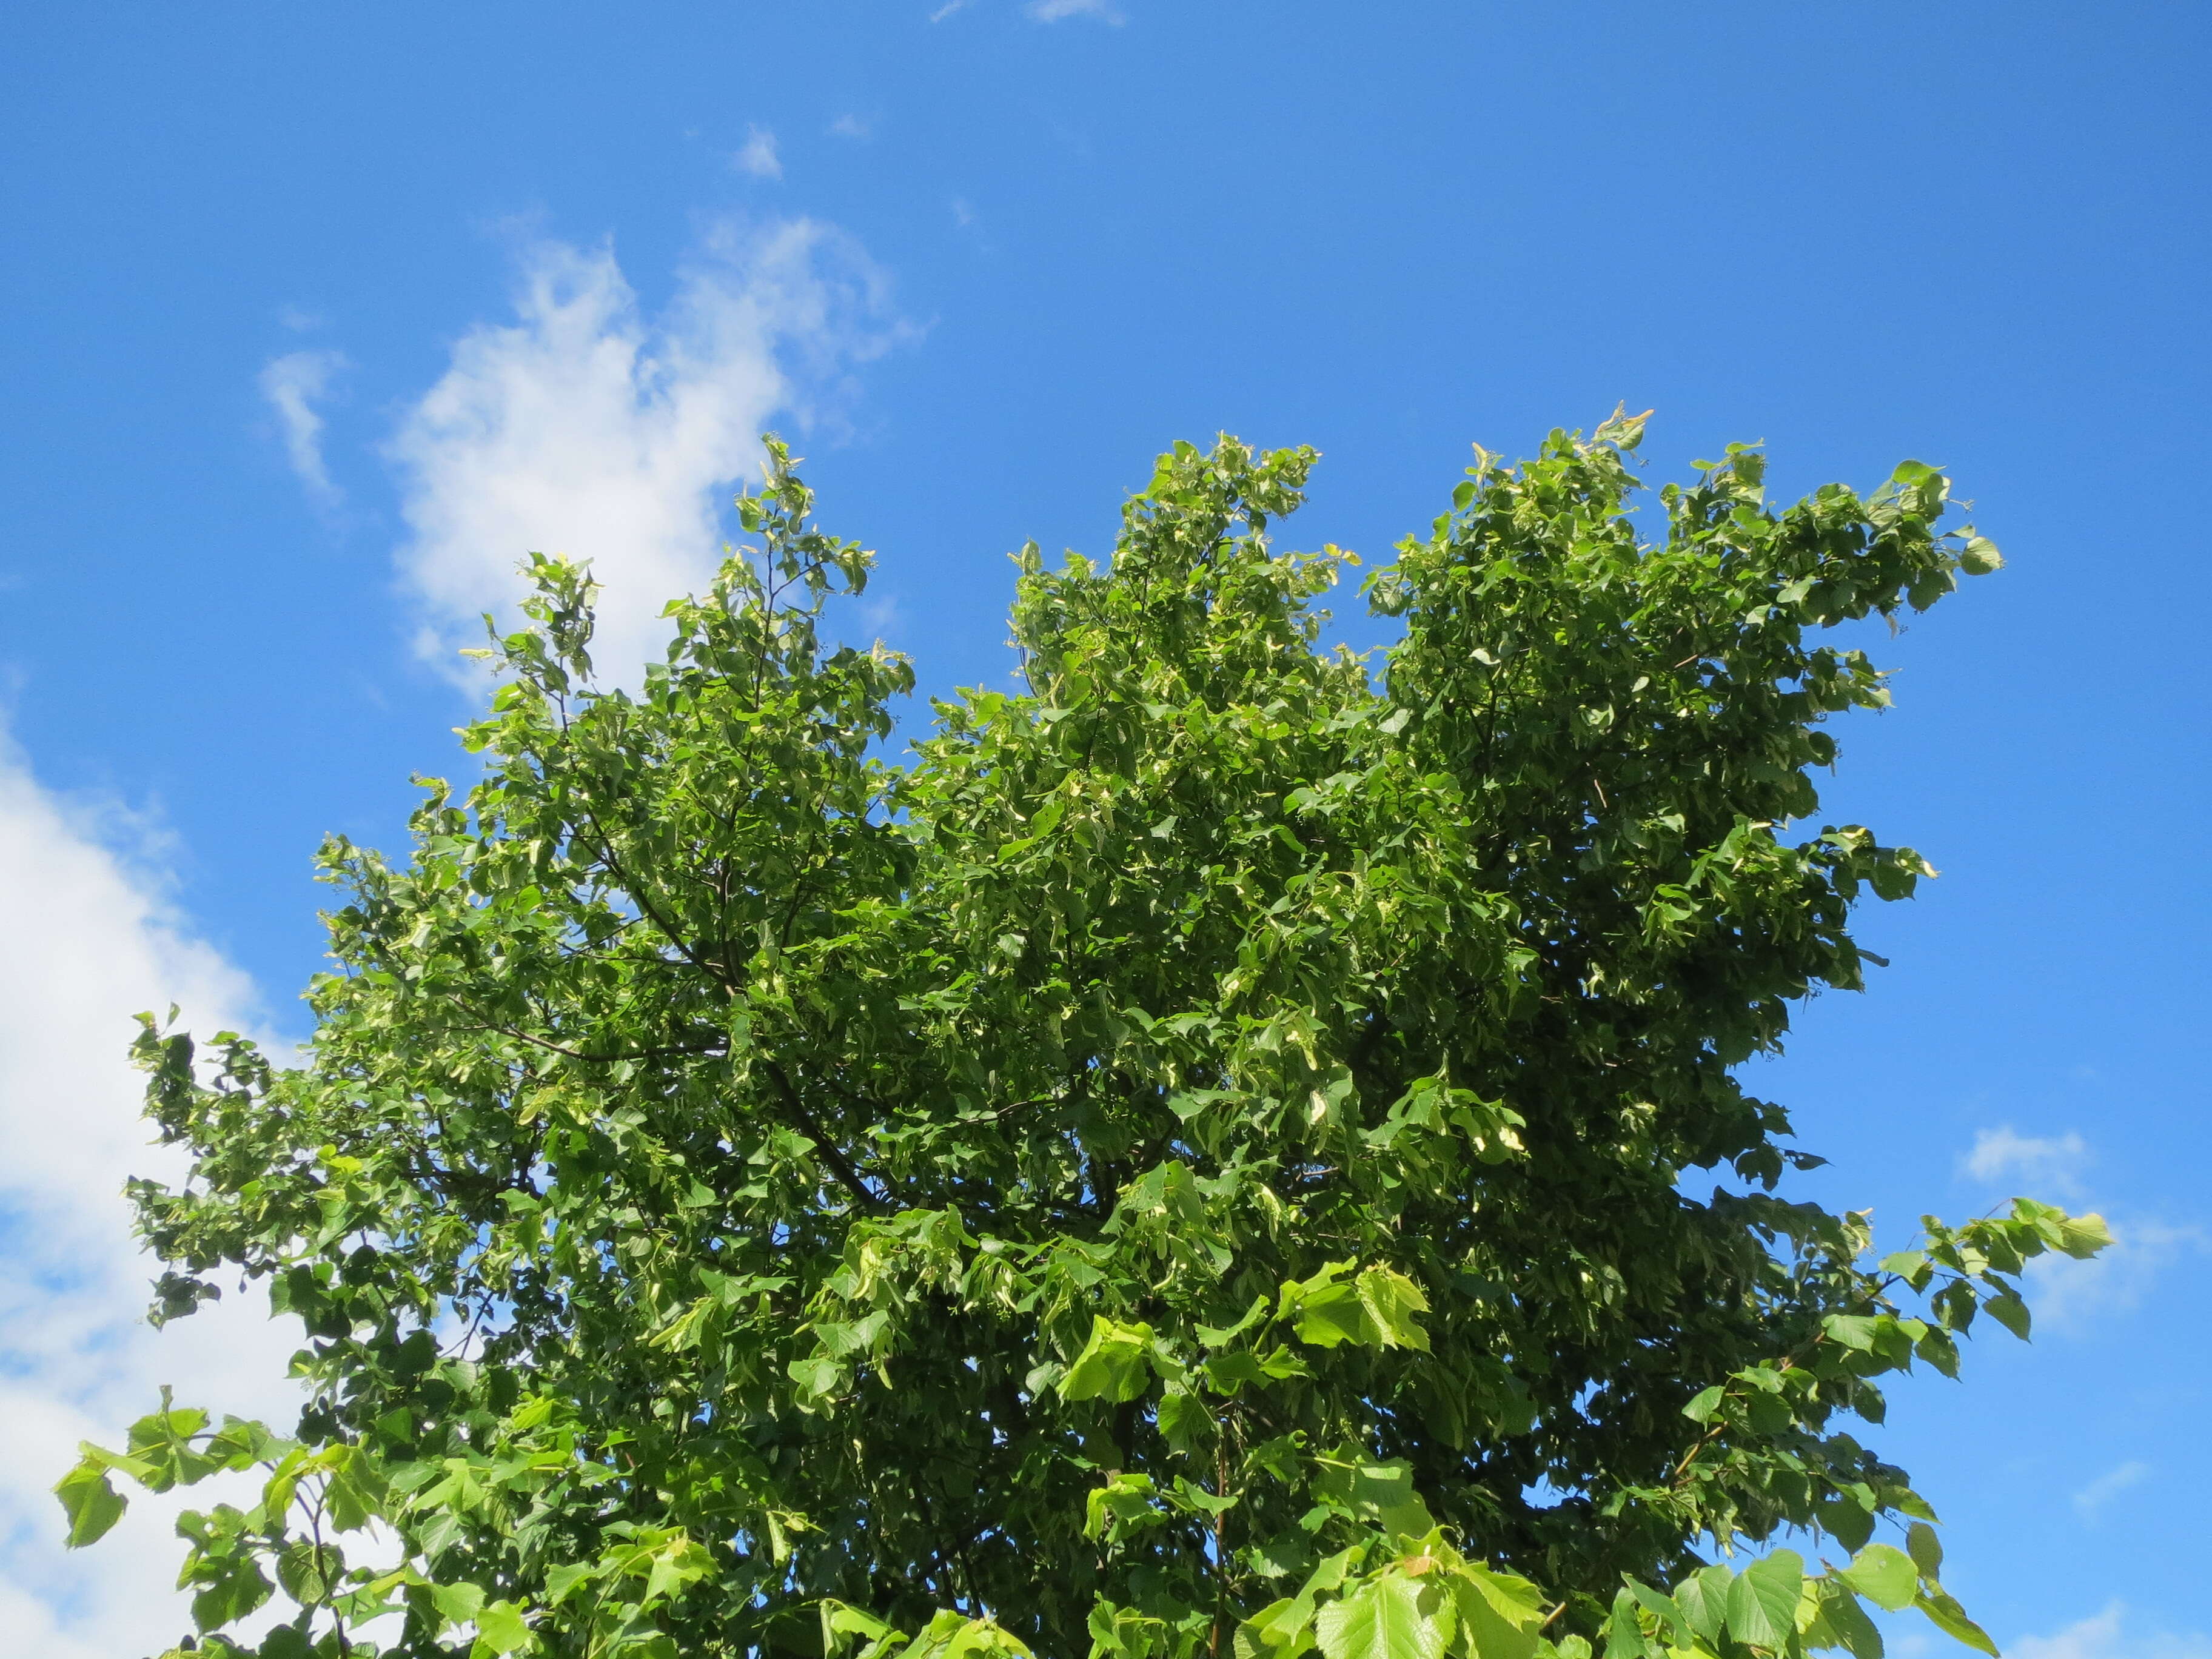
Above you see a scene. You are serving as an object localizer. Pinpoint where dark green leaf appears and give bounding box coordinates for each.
[1984,1291,2032,1342]
[1816,1585,1885,1659]
[1905,1523,1942,1583]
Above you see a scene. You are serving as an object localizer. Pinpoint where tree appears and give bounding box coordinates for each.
[62,417,2106,1659]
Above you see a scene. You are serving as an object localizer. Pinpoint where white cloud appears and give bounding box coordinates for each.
[734,124,782,179]
[1962,1125,2090,1196]
[1956,1127,2205,1334]
[928,0,973,20]
[2013,1603,2212,1659]
[386,218,905,683]
[4,214,906,1645]
[2026,1216,2207,1333]
[1026,0,1125,21]
[2072,1459,2150,1521]
[259,347,349,503]
[828,113,874,141]
[0,722,306,1656]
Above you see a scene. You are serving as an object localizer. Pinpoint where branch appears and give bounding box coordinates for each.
[763,1057,890,1213]
[459,1024,729,1066]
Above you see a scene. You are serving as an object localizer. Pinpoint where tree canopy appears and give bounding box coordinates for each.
[63,415,2107,1659]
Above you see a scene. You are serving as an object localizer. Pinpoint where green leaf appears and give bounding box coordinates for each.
[1058,1316,1157,1404]
[545,1561,601,1607]
[53,1460,126,1549]
[1815,1584,1886,1659]
[824,1600,904,1659]
[1461,1563,1546,1627]
[1316,1573,1446,1659]
[1915,1324,1962,1379]
[789,1354,844,1403]
[190,1554,273,1633]
[324,1449,385,1533]
[472,1598,536,1656]
[1880,1250,1930,1287]
[1957,536,2003,575]
[642,1533,712,1605]
[1681,1386,1727,1424]
[1815,1487,1877,1553]
[1622,1581,1691,1649]
[1840,1545,1917,1612]
[1603,1589,1652,1659]
[1983,1290,2032,1342]
[433,1581,488,1626]
[1451,1564,1544,1659]
[1197,1296,1271,1350]
[1673,1567,1731,1644]
[1205,1350,1279,1395]
[1283,1264,1370,1349]
[1237,1600,1304,1659]
[1247,1537,1318,1584]
[1313,1454,1435,1539]
[1905,1523,1943,1582]
[275,1541,339,1607]
[2052,1213,2114,1259]
[1356,1267,1432,1352]
[1301,1551,1362,1601]
[1726,1551,1801,1649]
[1085,1472,1164,1543]
[1823,1315,1879,1352]
[1915,1590,1999,1657]
[1159,1388,1215,1450]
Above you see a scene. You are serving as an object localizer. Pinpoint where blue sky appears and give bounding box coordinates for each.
[2,4,2207,1654]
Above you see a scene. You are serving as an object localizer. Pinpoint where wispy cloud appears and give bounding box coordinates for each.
[2013,1603,2212,1659]
[1026,0,1125,21]
[386,218,906,683]
[258,347,349,504]
[1962,1125,2090,1196]
[2073,1460,2151,1522]
[2026,1216,2208,1333]
[0,723,303,1655]
[733,124,782,179]
[1957,1127,2204,1333]
[828,113,874,141]
[928,0,973,20]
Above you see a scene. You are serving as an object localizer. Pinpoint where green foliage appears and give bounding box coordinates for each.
[67,423,2100,1659]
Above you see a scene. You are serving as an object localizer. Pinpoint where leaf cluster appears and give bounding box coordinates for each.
[65,423,2101,1659]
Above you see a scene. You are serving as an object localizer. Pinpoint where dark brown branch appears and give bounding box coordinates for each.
[458,1024,729,1066]
[763,1057,890,1213]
